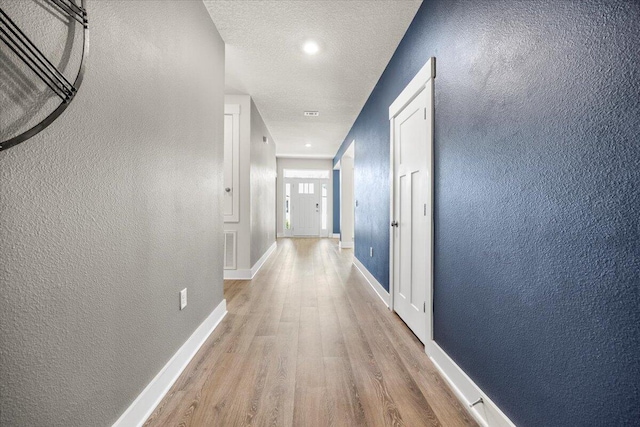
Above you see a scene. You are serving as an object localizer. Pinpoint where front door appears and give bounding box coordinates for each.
[292,181,319,236]
[391,87,432,343]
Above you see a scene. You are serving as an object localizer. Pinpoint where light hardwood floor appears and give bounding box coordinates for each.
[144,238,476,427]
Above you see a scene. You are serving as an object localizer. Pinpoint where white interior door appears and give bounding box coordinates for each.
[391,86,432,344]
[292,181,320,236]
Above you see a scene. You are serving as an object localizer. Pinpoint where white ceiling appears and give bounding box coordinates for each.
[203,0,422,159]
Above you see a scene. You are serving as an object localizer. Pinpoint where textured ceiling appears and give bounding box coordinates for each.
[203,0,422,158]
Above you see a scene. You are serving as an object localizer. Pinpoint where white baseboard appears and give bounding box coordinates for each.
[350,256,513,426]
[353,257,390,308]
[223,241,277,280]
[332,233,340,239]
[427,342,516,427]
[112,299,228,427]
[250,241,277,278]
[338,241,353,249]
[277,232,285,238]
[224,269,253,280]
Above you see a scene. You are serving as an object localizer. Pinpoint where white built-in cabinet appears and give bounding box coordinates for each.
[224,104,240,223]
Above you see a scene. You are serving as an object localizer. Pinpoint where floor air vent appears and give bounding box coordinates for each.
[224,231,237,270]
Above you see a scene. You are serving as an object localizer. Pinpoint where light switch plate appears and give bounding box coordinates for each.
[180,288,187,310]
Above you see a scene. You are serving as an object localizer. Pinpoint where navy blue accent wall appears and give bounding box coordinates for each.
[333,1,640,425]
[332,169,341,234]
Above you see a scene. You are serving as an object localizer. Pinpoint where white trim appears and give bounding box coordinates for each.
[276,154,335,160]
[223,241,277,280]
[353,257,390,308]
[338,241,353,249]
[332,233,340,239]
[224,104,240,115]
[250,241,277,278]
[223,104,240,223]
[112,299,228,427]
[283,168,331,179]
[388,57,435,120]
[223,269,253,280]
[277,232,285,238]
[388,56,435,327]
[388,116,395,311]
[427,343,516,427]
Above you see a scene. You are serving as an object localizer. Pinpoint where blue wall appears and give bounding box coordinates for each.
[332,169,341,234]
[333,1,640,425]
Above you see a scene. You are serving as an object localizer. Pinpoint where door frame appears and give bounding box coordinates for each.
[388,57,435,350]
[285,178,329,237]
[338,142,355,248]
[223,104,240,223]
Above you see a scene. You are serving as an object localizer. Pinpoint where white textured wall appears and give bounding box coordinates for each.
[0,2,225,426]
[276,158,334,236]
[249,100,276,265]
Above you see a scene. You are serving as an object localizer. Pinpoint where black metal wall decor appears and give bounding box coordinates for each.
[0,0,88,151]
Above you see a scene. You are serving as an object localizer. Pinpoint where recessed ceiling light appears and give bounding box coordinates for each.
[303,40,319,55]
[305,143,312,148]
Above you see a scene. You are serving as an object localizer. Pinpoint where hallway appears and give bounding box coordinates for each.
[144,238,475,426]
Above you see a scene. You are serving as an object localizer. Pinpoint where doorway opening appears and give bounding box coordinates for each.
[283,169,330,237]
[335,141,355,249]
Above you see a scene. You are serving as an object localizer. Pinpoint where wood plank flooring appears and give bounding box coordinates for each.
[144,238,476,427]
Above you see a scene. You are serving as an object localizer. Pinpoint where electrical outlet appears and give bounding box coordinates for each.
[180,288,187,310]
[370,247,373,257]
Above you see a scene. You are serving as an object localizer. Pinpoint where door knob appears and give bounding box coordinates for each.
[225,187,231,193]
[391,221,398,227]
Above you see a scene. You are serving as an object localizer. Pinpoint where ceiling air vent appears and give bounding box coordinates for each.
[304,111,320,117]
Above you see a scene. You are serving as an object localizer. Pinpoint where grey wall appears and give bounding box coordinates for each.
[333,0,640,425]
[0,2,226,426]
[249,100,276,266]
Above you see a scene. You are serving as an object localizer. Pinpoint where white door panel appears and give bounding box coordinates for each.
[292,181,320,236]
[392,88,431,343]
[223,105,240,223]
[223,114,234,217]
